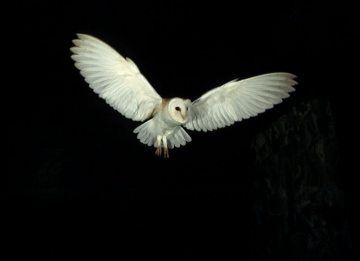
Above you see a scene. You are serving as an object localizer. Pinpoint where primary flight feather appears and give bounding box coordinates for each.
[70,34,297,157]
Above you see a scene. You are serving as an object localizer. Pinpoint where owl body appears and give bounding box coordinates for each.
[71,34,297,157]
[134,98,192,157]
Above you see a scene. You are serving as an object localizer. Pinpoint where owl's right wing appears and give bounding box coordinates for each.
[184,72,297,131]
[70,34,162,121]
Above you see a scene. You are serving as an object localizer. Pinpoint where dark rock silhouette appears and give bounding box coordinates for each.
[249,95,352,260]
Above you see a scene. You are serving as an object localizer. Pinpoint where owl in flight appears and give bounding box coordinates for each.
[70,34,297,158]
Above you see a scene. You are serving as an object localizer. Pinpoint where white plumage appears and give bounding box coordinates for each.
[70,34,297,157]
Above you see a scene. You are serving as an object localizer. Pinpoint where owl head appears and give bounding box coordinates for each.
[168,98,191,123]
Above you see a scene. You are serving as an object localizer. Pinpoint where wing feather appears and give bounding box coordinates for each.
[70,34,162,121]
[185,72,297,131]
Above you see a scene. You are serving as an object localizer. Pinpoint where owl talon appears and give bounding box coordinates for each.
[155,147,169,158]
[163,148,169,158]
[155,147,162,157]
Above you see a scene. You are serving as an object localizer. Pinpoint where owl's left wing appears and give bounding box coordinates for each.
[70,34,162,122]
[184,72,297,132]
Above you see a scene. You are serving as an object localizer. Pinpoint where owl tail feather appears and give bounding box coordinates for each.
[166,127,192,149]
[133,120,158,147]
[133,120,192,151]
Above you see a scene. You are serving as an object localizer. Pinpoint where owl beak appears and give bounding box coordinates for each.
[181,111,187,121]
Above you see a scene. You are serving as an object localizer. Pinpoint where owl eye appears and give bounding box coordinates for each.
[175,106,181,111]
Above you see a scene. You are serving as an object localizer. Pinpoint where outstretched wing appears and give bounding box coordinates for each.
[184,72,297,131]
[70,34,162,121]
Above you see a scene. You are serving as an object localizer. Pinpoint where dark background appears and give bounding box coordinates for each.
[6,0,358,259]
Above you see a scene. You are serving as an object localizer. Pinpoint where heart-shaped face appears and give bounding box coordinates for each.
[168,98,191,123]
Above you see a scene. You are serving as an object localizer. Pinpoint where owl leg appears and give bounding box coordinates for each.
[155,136,162,157]
[162,136,169,158]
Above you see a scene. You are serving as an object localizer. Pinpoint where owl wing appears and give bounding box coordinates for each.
[70,34,162,121]
[184,72,297,131]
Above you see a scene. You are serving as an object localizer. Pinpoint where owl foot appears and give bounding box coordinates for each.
[155,147,169,158]
[155,135,169,158]
[155,147,162,157]
[163,147,169,158]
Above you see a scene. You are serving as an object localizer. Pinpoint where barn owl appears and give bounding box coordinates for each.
[70,34,297,158]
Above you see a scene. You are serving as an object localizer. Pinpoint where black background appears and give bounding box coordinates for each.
[6,0,358,259]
